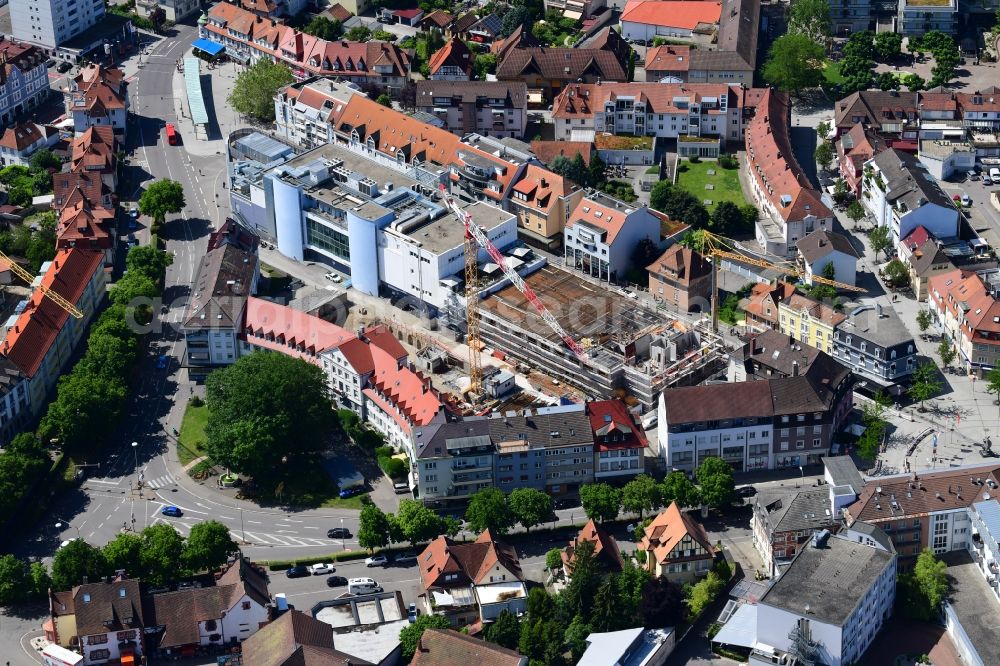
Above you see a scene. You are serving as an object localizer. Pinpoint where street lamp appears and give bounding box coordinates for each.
[55,519,81,540]
[132,442,141,496]
[341,517,346,551]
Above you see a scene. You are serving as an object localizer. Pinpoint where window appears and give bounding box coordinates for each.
[813,438,822,447]
[242,601,252,610]
[796,440,805,449]
[87,635,109,645]
[90,650,110,660]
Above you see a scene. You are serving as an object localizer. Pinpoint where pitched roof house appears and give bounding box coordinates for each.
[411,628,526,665]
[637,502,716,582]
[562,519,625,575]
[418,529,528,625]
[240,609,369,666]
[646,245,713,312]
[743,281,796,331]
[428,36,474,80]
[47,574,145,665]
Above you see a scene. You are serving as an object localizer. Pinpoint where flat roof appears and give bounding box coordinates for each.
[480,263,665,343]
[183,57,209,126]
[941,550,1000,663]
[475,581,526,604]
[760,535,894,626]
[331,619,409,664]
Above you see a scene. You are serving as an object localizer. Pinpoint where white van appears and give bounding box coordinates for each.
[348,577,383,595]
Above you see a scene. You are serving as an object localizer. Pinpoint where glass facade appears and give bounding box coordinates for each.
[306,218,351,260]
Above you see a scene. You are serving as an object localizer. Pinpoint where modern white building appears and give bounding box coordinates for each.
[564,193,662,283]
[273,78,363,150]
[751,531,897,666]
[10,0,106,51]
[796,229,859,288]
[862,148,959,245]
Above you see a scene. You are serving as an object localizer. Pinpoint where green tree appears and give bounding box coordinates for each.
[26,230,56,272]
[846,200,866,227]
[883,258,909,288]
[641,577,686,627]
[564,615,592,663]
[138,179,186,225]
[857,399,887,461]
[102,532,143,578]
[788,0,830,40]
[650,181,673,212]
[228,58,295,122]
[399,614,451,658]
[916,309,932,334]
[375,94,392,107]
[591,575,624,632]
[519,618,567,665]
[874,32,903,60]
[987,367,1000,416]
[762,33,825,94]
[869,224,892,261]
[52,540,109,591]
[140,524,186,587]
[527,586,556,621]
[814,142,834,171]
[839,55,875,93]
[938,339,957,370]
[501,5,535,36]
[358,503,394,551]
[877,71,900,91]
[0,434,50,518]
[484,609,521,649]
[545,547,563,571]
[30,562,51,599]
[508,487,552,533]
[562,539,600,618]
[913,547,948,612]
[29,148,61,172]
[580,482,622,522]
[302,15,342,40]
[661,471,700,508]
[126,244,173,284]
[111,273,159,307]
[709,200,745,235]
[0,554,30,605]
[465,487,516,535]
[695,456,735,509]
[684,570,725,620]
[393,499,451,547]
[205,352,333,479]
[902,73,925,91]
[616,559,652,624]
[183,521,237,572]
[909,362,942,411]
[930,49,959,88]
[473,53,497,79]
[40,371,128,450]
[621,474,661,519]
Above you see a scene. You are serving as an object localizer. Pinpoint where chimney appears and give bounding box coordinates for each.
[750,337,757,355]
[792,360,799,377]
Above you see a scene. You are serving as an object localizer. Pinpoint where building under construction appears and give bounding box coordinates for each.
[478,265,727,411]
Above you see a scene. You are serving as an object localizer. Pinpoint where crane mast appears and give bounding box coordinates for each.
[439,187,587,395]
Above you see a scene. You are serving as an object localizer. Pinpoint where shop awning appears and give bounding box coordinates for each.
[192,38,225,56]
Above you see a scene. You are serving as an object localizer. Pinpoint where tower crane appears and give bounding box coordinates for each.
[439,186,587,395]
[0,249,83,319]
[688,230,865,332]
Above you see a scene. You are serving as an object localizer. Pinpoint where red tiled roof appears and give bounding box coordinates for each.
[529,140,593,168]
[586,399,648,451]
[412,629,525,666]
[428,37,474,77]
[646,245,712,287]
[745,89,832,223]
[334,337,376,375]
[422,9,454,28]
[243,296,354,360]
[0,121,43,152]
[743,281,795,324]
[638,502,715,565]
[70,126,116,174]
[645,44,692,73]
[902,225,931,252]
[930,268,1000,337]
[71,64,127,113]
[510,164,575,215]
[2,249,103,377]
[394,8,423,19]
[562,519,625,573]
[621,0,722,29]
[553,82,739,119]
[368,344,443,428]
[364,324,407,360]
[418,529,524,591]
[566,195,641,245]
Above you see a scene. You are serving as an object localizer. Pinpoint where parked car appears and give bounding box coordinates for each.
[393,482,410,494]
[408,602,418,622]
[324,272,342,283]
[339,485,365,499]
[327,527,352,539]
[309,563,335,575]
[990,167,1000,182]
[365,555,388,567]
[285,566,310,579]
[985,174,994,186]
[961,193,972,207]
[393,551,417,564]
[161,505,183,517]
[59,538,79,549]
[326,575,348,587]
[736,485,758,498]
[968,169,979,181]
[156,355,169,369]
[57,61,71,73]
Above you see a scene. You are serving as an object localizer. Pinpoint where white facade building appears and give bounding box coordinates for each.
[751,532,896,666]
[10,0,106,50]
[564,193,663,283]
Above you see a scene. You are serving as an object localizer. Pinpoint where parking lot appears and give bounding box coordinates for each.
[938,170,1000,247]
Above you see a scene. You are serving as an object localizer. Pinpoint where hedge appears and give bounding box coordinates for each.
[264,543,423,570]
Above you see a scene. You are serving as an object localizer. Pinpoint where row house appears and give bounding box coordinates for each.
[905,235,954,302]
[0,39,51,126]
[562,519,625,576]
[0,356,29,446]
[586,399,648,480]
[552,82,751,156]
[415,80,528,140]
[64,64,128,137]
[746,89,833,258]
[563,192,664,283]
[844,463,1000,558]
[796,228,859,288]
[69,126,118,192]
[418,529,528,626]
[201,3,410,95]
[0,248,108,417]
[743,281,796,332]
[831,303,917,392]
[658,356,853,472]
[0,121,58,167]
[505,162,583,248]
[836,123,887,197]
[862,148,959,245]
[833,90,918,144]
[777,292,845,354]
[928,267,1000,374]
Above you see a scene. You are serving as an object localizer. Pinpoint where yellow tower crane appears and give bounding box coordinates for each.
[0,249,84,319]
[689,230,865,332]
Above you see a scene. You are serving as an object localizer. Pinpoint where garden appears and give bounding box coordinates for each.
[674,157,748,211]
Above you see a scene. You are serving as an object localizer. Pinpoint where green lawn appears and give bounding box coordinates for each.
[823,59,846,85]
[674,160,747,211]
[178,403,209,466]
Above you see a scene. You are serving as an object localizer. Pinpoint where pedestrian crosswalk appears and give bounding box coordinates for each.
[240,531,332,548]
[145,474,175,489]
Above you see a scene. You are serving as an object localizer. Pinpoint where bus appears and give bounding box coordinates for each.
[165,123,177,145]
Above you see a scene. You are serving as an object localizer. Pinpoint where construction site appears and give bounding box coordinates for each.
[477,264,727,411]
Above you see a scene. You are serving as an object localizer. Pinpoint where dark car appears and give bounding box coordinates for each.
[339,485,365,499]
[161,506,183,517]
[736,486,757,498]
[285,566,310,579]
[57,61,72,73]
[156,355,169,369]
[326,575,348,587]
[327,527,352,539]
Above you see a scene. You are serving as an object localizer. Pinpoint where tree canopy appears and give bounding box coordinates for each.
[788,0,831,41]
[183,521,237,572]
[205,352,333,479]
[580,483,622,522]
[228,59,295,122]
[695,456,735,509]
[762,34,825,94]
[621,475,661,518]
[358,503,394,551]
[398,614,451,658]
[52,540,109,591]
[465,487,515,534]
[138,179,186,224]
[508,487,552,532]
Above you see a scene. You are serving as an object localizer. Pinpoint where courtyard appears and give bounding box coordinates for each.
[674,158,748,211]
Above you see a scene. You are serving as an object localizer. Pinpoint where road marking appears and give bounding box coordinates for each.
[88,478,122,485]
[274,530,298,534]
[303,526,319,530]
[247,520,262,524]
